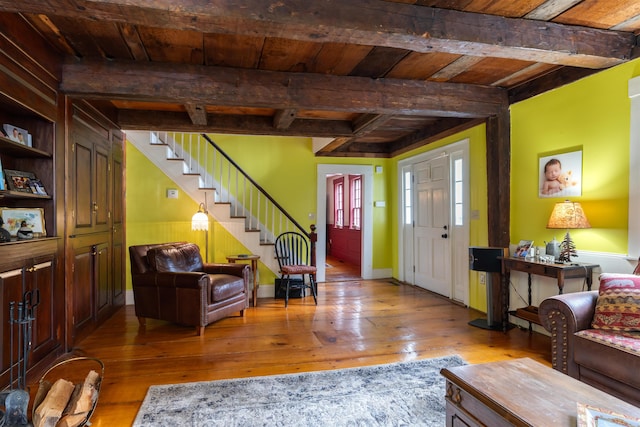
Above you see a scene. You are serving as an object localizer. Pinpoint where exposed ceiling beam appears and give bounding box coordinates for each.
[0,0,634,68]
[61,58,508,118]
[117,110,354,137]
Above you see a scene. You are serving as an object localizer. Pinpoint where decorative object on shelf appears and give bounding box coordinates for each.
[191,192,209,262]
[27,178,47,195]
[4,169,37,193]
[2,123,31,146]
[0,156,4,191]
[17,221,33,240]
[0,208,46,237]
[0,217,11,242]
[514,240,533,258]
[547,200,591,263]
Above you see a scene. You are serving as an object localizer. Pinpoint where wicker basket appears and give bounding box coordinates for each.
[31,357,104,427]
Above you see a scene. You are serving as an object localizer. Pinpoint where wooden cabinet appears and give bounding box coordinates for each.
[0,239,62,388]
[67,104,125,346]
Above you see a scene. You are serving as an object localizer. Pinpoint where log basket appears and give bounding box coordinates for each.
[32,357,104,427]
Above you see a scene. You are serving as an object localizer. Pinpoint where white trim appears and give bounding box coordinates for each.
[628,76,640,257]
[316,164,374,282]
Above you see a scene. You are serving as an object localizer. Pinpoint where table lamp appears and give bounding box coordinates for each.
[546,200,590,263]
[192,193,209,262]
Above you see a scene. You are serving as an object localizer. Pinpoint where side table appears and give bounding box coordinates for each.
[226,254,260,307]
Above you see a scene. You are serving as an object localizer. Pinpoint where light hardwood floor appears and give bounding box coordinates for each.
[57,279,551,426]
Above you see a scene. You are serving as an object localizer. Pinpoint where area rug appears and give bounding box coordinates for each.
[133,354,465,426]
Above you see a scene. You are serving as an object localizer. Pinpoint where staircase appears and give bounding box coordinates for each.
[126,131,309,276]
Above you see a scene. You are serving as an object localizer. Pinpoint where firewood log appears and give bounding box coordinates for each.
[58,370,100,427]
[33,378,75,427]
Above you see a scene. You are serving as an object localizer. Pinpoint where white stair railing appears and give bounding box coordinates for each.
[151,131,308,244]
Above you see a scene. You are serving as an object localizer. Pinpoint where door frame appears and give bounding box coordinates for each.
[316,164,373,282]
[397,139,470,305]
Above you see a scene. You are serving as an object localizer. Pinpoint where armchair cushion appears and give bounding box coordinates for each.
[592,273,640,331]
[147,243,204,272]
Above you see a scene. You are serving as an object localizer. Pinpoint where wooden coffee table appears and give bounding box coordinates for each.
[440,358,640,427]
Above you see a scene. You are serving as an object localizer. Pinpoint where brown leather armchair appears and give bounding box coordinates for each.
[129,242,250,335]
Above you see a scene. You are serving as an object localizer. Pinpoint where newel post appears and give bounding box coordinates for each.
[309,224,317,272]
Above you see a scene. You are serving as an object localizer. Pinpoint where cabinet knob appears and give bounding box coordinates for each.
[93,202,98,212]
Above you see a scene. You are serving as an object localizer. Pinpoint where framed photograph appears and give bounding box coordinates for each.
[2,123,30,146]
[0,207,46,237]
[514,240,534,258]
[538,149,583,198]
[4,169,35,193]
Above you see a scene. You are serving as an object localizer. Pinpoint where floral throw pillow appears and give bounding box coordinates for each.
[592,273,640,331]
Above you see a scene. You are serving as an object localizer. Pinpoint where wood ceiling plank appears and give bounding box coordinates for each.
[118,23,149,61]
[204,33,263,68]
[0,0,633,68]
[525,0,582,20]
[137,27,203,64]
[61,59,508,118]
[492,62,559,88]
[450,57,536,86]
[349,46,410,78]
[554,0,640,29]
[385,51,460,80]
[461,0,547,17]
[259,37,323,72]
[309,43,372,75]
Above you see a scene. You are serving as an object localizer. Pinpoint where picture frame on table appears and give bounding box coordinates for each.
[0,207,46,237]
[3,169,37,193]
[514,240,534,258]
[2,123,31,146]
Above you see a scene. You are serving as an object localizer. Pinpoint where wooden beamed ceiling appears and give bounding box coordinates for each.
[1,0,638,157]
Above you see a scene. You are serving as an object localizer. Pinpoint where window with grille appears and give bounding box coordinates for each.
[350,175,361,229]
[334,178,344,227]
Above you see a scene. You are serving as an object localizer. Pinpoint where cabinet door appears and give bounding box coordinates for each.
[70,114,112,235]
[28,258,59,364]
[71,244,95,343]
[95,242,111,323]
[72,132,94,232]
[0,268,24,387]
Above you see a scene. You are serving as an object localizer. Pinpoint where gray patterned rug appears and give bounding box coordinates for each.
[133,355,465,427]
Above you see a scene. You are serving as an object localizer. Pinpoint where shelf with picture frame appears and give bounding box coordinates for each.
[0,105,56,244]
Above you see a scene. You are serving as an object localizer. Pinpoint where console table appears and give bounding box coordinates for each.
[441,358,640,427]
[501,257,599,331]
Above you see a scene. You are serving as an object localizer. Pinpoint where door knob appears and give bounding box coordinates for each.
[441,233,448,238]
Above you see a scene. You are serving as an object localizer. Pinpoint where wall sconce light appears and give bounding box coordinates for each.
[547,200,590,263]
[192,193,209,262]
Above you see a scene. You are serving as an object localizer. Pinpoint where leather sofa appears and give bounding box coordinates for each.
[129,242,250,335]
[539,273,640,407]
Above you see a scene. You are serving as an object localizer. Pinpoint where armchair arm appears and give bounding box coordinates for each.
[539,291,598,377]
[202,263,248,277]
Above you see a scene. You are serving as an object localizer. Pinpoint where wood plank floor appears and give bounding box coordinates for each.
[60,279,551,426]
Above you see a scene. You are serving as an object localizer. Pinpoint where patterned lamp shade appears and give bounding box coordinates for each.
[547,201,591,230]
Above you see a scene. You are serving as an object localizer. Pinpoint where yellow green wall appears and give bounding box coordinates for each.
[510,57,640,254]
[125,135,393,291]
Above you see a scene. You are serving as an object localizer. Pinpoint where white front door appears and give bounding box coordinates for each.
[414,156,451,296]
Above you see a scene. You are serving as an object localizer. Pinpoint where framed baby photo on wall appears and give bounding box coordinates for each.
[538,149,582,198]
